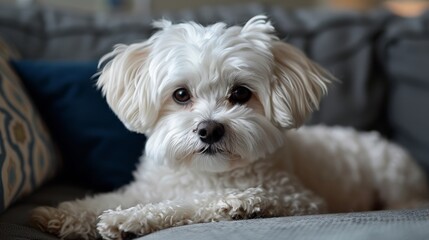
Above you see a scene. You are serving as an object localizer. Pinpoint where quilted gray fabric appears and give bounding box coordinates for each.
[141,209,429,240]
[0,223,58,240]
[2,208,428,240]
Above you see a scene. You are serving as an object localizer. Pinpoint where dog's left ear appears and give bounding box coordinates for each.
[271,41,332,129]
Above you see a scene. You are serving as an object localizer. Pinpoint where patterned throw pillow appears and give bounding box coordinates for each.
[0,41,59,213]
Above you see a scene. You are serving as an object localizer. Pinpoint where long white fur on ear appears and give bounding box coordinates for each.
[97,43,155,134]
[242,15,274,33]
[152,19,172,29]
[271,41,332,129]
[241,15,276,49]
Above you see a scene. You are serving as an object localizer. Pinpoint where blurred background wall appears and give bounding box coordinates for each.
[0,0,428,16]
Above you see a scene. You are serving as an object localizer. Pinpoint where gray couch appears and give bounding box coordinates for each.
[1,3,429,240]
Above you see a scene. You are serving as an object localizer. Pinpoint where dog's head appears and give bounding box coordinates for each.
[97,15,332,172]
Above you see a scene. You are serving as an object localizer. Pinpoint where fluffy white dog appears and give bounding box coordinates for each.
[31,16,428,240]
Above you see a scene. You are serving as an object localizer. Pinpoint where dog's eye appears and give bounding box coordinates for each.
[173,88,191,104]
[229,86,252,105]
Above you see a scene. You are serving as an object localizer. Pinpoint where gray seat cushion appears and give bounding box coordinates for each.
[141,208,429,240]
[1,207,429,240]
[0,181,91,226]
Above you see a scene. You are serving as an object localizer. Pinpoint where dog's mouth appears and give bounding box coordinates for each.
[198,145,224,155]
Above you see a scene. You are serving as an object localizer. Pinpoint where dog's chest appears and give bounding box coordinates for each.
[136,162,272,201]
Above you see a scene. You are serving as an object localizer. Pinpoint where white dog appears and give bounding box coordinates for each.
[31,16,428,240]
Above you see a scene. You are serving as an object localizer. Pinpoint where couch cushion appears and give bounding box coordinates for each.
[381,11,429,176]
[0,181,90,239]
[1,206,428,240]
[1,182,428,240]
[0,45,58,213]
[0,223,58,240]
[140,208,429,240]
[0,181,90,225]
[11,60,147,191]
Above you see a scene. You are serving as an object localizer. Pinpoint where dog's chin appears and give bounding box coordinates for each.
[189,149,247,173]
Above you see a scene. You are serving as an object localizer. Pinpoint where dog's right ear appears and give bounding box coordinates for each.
[97,43,157,134]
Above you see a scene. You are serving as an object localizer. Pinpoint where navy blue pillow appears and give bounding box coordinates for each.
[11,60,146,191]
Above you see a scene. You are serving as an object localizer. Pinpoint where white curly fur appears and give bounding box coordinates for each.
[30,16,428,240]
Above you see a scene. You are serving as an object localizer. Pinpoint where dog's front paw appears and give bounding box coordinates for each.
[97,203,193,240]
[30,206,98,239]
[97,207,148,240]
[215,198,254,220]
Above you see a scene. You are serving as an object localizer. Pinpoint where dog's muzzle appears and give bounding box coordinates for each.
[195,120,225,144]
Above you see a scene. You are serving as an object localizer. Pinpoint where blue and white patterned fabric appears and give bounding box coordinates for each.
[0,40,59,213]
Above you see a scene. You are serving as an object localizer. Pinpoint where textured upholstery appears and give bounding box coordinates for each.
[140,209,429,240]
[1,182,428,240]
[380,11,429,177]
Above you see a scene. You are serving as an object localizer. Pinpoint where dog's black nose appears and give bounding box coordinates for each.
[196,120,225,144]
